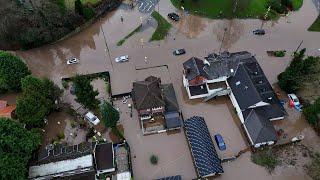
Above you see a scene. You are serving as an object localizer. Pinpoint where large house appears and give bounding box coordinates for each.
[182,51,286,148]
[132,76,182,135]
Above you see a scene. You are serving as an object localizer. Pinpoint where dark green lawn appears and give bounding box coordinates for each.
[170,0,270,19]
[308,16,320,32]
[150,11,172,41]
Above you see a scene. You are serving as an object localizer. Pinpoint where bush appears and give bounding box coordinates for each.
[252,149,279,171]
[274,50,286,57]
[62,80,69,89]
[303,97,320,134]
[150,155,158,165]
[57,132,65,140]
[83,6,95,20]
[0,51,31,92]
[307,153,320,180]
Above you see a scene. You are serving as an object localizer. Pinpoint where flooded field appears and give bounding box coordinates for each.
[10,0,320,179]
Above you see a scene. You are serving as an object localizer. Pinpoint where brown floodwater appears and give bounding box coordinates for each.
[11,0,320,179]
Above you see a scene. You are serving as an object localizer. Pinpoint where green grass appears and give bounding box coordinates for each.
[150,11,172,41]
[65,0,101,9]
[292,0,303,11]
[116,25,142,46]
[308,16,320,32]
[170,0,269,19]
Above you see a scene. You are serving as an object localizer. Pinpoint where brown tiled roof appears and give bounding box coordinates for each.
[0,105,16,118]
[132,76,165,110]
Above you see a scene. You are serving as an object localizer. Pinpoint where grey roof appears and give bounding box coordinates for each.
[228,60,286,117]
[183,57,208,81]
[162,84,179,112]
[95,142,114,171]
[184,116,223,177]
[189,84,208,96]
[204,51,254,79]
[164,111,182,129]
[227,63,263,109]
[132,76,165,110]
[156,175,182,180]
[31,142,95,166]
[244,110,278,144]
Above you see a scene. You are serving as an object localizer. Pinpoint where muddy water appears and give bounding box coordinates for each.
[11,0,320,179]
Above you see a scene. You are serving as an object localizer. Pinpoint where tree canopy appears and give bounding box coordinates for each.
[101,101,119,128]
[73,75,99,110]
[0,51,30,92]
[16,75,62,129]
[0,119,41,180]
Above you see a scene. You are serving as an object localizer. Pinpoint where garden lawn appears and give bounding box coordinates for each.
[170,0,270,19]
[117,25,142,46]
[308,16,320,32]
[150,11,172,41]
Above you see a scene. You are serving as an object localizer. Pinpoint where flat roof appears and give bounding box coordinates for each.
[29,154,93,179]
[95,143,115,171]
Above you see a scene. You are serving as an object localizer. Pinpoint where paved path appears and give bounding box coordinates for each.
[137,0,159,13]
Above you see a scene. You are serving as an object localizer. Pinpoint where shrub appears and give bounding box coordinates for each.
[307,153,320,180]
[303,97,320,133]
[57,132,65,140]
[267,0,286,14]
[100,101,119,128]
[150,155,158,165]
[62,80,69,89]
[274,50,286,57]
[252,149,279,171]
[83,6,95,20]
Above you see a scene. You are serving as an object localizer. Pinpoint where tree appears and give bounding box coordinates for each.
[16,75,62,129]
[101,101,119,128]
[0,119,41,180]
[0,51,30,92]
[73,75,99,110]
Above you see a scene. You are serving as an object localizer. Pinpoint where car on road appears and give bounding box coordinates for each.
[173,48,186,56]
[168,13,180,21]
[253,29,265,35]
[85,112,100,125]
[214,133,226,151]
[288,93,301,107]
[67,58,79,65]
[115,55,129,63]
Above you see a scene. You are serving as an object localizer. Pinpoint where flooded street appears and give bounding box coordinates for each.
[10,0,320,179]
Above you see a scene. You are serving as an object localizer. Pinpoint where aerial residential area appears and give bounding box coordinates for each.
[1,0,320,180]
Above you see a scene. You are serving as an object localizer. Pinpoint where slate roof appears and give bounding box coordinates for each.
[244,110,278,144]
[95,142,115,171]
[0,104,16,118]
[162,84,179,112]
[183,57,208,81]
[184,116,223,177]
[164,111,182,129]
[132,76,165,110]
[156,175,182,180]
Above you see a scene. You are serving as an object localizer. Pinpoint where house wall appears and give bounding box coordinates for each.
[206,76,227,83]
[228,90,244,123]
[138,107,164,115]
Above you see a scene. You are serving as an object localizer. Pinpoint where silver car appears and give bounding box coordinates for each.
[67,58,79,65]
[115,55,129,63]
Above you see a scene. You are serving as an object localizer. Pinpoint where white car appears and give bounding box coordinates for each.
[288,93,301,107]
[67,58,79,65]
[84,112,100,125]
[115,55,129,63]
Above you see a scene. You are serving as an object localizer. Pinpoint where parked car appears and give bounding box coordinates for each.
[67,57,79,65]
[214,134,226,151]
[288,93,301,107]
[84,112,100,125]
[168,13,180,21]
[253,29,265,35]
[115,55,129,63]
[173,48,186,56]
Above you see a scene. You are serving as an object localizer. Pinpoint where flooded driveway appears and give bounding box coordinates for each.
[11,0,320,179]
